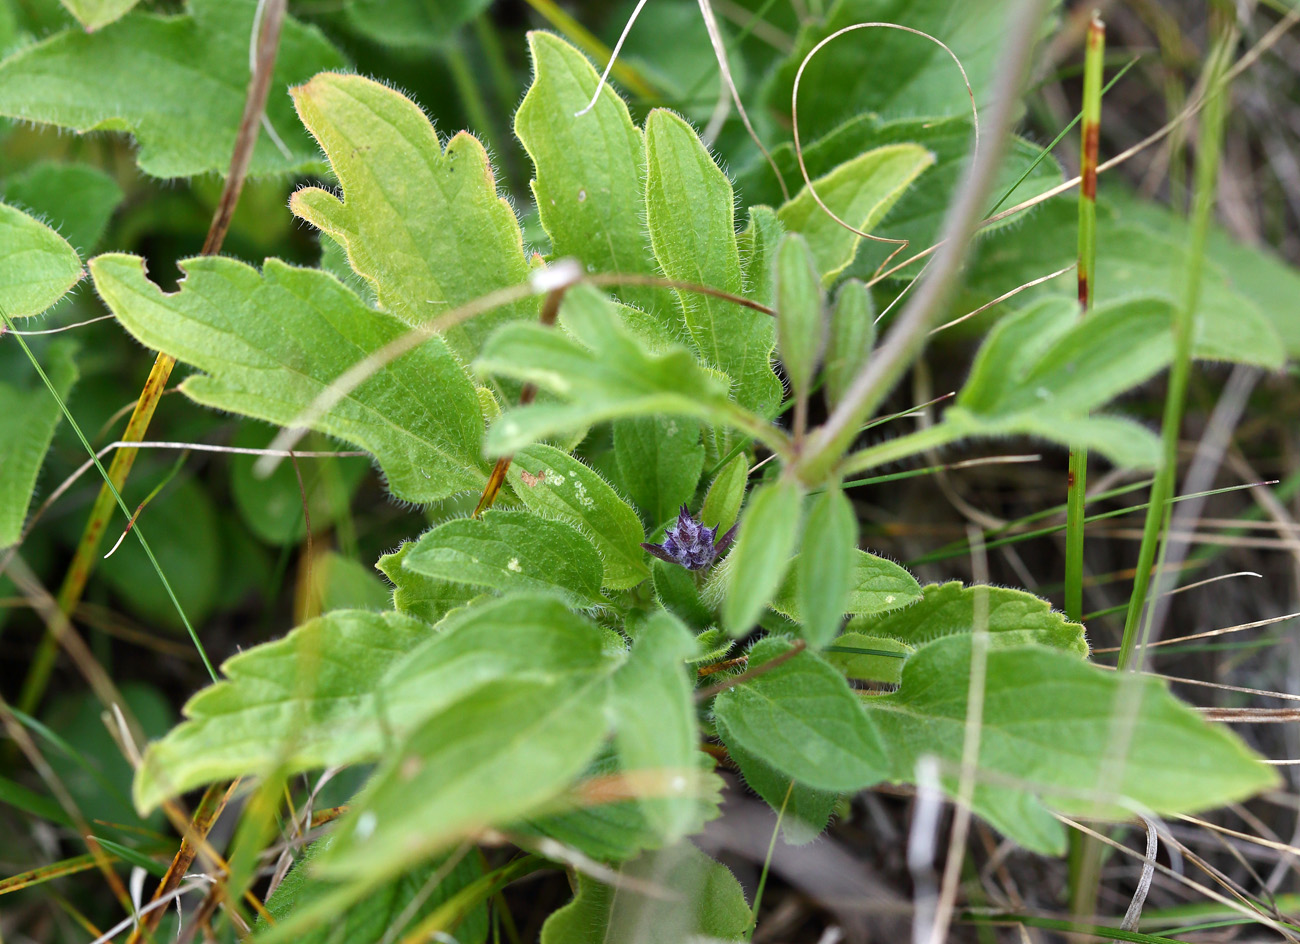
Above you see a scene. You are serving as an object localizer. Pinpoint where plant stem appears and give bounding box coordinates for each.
[17,0,287,715]
[1064,18,1105,920]
[1116,30,1234,672]
[837,422,958,477]
[1064,16,1104,626]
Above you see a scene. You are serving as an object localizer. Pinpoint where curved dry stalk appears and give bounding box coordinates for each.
[792,22,978,276]
[574,0,652,117]
[929,263,1075,335]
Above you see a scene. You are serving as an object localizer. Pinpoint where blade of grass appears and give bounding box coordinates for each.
[1065,15,1105,923]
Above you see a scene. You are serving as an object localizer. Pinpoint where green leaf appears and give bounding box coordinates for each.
[98,475,221,631]
[745,541,931,635]
[718,717,836,845]
[341,0,490,48]
[57,0,137,31]
[824,279,874,408]
[652,560,715,630]
[317,672,611,879]
[791,487,857,648]
[613,416,705,531]
[0,0,347,178]
[229,426,368,547]
[712,636,887,792]
[776,143,935,284]
[644,108,781,418]
[290,71,535,362]
[956,197,1286,368]
[0,338,76,548]
[609,611,700,841]
[824,633,908,686]
[722,479,803,636]
[375,541,481,625]
[540,844,750,944]
[516,31,669,321]
[313,552,391,613]
[508,443,649,589]
[774,232,825,397]
[3,161,123,253]
[89,253,488,504]
[402,509,605,607]
[740,114,1061,281]
[766,0,1042,141]
[134,594,613,812]
[737,205,786,311]
[0,201,82,318]
[867,635,1278,851]
[477,284,759,454]
[259,838,487,944]
[846,581,1087,655]
[941,294,1187,468]
[700,453,747,535]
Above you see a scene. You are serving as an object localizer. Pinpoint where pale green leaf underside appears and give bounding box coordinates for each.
[0,202,82,318]
[58,0,139,31]
[772,549,922,625]
[846,581,1088,656]
[645,109,781,418]
[777,143,935,284]
[402,509,606,607]
[867,635,1278,848]
[89,253,488,504]
[507,444,649,589]
[0,0,346,178]
[0,340,78,548]
[290,71,535,362]
[134,594,616,812]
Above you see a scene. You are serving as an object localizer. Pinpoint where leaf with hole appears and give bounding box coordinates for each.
[90,253,488,504]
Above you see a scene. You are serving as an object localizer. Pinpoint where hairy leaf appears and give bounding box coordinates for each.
[774,232,825,396]
[290,72,534,362]
[824,279,875,408]
[701,454,748,535]
[847,581,1087,655]
[645,109,781,417]
[507,444,649,590]
[824,633,909,686]
[3,161,123,254]
[776,143,934,283]
[867,635,1278,851]
[713,637,887,792]
[718,718,837,845]
[0,202,82,318]
[613,416,705,531]
[317,672,611,879]
[0,339,77,547]
[477,284,762,454]
[722,479,803,636]
[259,838,487,944]
[403,510,605,608]
[90,254,488,504]
[540,844,750,944]
[792,487,857,648]
[134,595,614,812]
[0,0,346,178]
[772,548,919,628]
[516,31,670,321]
[376,541,482,625]
[609,611,700,840]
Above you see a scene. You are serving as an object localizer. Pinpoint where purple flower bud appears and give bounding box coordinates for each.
[642,505,738,571]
